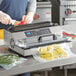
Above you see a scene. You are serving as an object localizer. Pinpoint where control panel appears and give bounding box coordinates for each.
[25,28,51,37]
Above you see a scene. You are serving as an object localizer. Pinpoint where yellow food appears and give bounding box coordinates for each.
[54,47,67,57]
[40,53,53,60]
[40,47,48,53]
[0,29,4,39]
[38,44,68,60]
[52,50,59,58]
[47,46,53,51]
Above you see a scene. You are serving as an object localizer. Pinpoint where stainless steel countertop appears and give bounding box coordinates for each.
[0,24,76,76]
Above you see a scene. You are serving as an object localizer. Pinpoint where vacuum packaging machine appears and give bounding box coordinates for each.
[0,22,76,76]
[4,22,70,56]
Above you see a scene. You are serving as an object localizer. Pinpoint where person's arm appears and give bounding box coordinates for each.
[0,11,12,25]
[27,0,37,15]
[22,0,37,24]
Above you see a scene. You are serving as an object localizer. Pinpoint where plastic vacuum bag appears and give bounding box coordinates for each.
[33,43,75,62]
[0,53,27,69]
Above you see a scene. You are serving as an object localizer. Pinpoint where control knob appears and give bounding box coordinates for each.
[65,9,72,15]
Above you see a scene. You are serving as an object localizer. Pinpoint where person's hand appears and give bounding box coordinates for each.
[22,12,34,24]
[0,11,12,25]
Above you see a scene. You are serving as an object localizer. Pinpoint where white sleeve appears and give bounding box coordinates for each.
[27,0,37,14]
[0,0,2,5]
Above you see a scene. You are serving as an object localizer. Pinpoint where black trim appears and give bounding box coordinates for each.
[8,22,57,32]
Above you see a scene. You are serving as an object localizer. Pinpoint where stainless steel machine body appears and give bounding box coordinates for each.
[4,22,69,56]
[51,0,76,25]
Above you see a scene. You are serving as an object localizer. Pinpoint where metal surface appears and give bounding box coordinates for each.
[0,48,76,76]
[51,0,76,25]
[61,24,76,76]
[0,24,76,76]
[4,23,69,56]
[33,1,52,23]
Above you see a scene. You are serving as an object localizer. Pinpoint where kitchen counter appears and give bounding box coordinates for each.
[0,24,76,76]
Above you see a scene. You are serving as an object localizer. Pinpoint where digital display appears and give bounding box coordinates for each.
[25,31,33,37]
[26,32,31,35]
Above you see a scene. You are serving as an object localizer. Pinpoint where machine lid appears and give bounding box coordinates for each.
[8,22,56,33]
